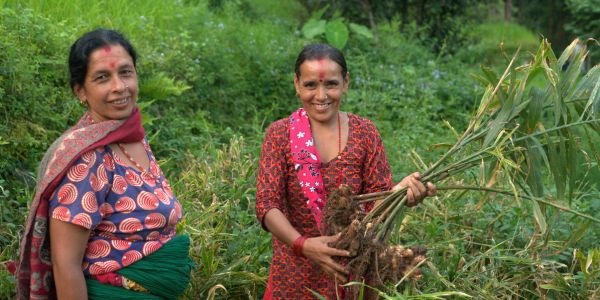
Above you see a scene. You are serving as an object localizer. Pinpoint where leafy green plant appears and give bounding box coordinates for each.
[174,136,270,299]
[457,21,539,66]
[301,6,373,49]
[325,38,600,297]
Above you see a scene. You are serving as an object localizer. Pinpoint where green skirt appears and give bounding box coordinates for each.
[86,235,195,299]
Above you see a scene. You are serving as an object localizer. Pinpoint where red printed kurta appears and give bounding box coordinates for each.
[256,113,392,299]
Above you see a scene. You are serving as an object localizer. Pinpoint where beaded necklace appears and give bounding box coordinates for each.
[86,112,155,178]
[117,143,152,177]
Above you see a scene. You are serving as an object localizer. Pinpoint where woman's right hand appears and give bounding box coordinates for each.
[302,234,350,282]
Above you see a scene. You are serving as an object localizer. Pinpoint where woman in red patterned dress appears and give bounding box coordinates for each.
[255,44,436,299]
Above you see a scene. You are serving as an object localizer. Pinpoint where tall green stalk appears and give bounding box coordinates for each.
[351,39,600,242]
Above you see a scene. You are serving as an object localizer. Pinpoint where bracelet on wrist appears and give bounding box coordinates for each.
[292,235,308,258]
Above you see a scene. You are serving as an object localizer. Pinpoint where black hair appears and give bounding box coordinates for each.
[294,43,348,80]
[68,28,137,90]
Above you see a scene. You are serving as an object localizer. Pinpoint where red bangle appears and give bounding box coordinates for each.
[292,235,308,257]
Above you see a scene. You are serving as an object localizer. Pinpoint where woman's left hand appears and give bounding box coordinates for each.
[393,172,436,207]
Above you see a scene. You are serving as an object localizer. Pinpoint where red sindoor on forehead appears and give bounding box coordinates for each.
[103,46,115,68]
[317,58,326,81]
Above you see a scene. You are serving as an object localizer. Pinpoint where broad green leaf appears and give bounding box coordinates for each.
[524,140,544,196]
[556,133,568,199]
[480,66,505,102]
[539,284,567,292]
[583,126,600,165]
[301,19,326,39]
[557,39,580,70]
[586,250,594,273]
[575,249,587,273]
[577,66,600,117]
[349,22,373,39]
[533,136,551,169]
[310,5,329,20]
[481,65,498,85]
[546,133,565,199]
[531,200,547,233]
[546,86,562,127]
[527,87,544,130]
[558,43,586,102]
[545,39,559,69]
[484,159,499,188]
[510,97,530,120]
[564,221,591,249]
[483,94,514,147]
[325,19,349,49]
[566,131,578,202]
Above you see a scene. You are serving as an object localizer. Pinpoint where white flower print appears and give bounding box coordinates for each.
[310,187,316,192]
[297,132,305,139]
[305,139,313,147]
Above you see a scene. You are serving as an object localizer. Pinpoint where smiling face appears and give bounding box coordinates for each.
[74,44,138,122]
[294,58,349,125]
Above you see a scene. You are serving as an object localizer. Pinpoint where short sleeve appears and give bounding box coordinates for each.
[49,148,114,230]
[255,120,288,231]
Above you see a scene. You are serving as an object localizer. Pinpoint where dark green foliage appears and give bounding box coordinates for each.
[564,0,600,40]
[0,8,80,185]
[513,0,600,65]
[0,0,598,299]
[298,0,492,54]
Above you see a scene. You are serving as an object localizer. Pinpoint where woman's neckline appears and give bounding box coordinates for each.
[107,140,154,175]
[320,112,353,165]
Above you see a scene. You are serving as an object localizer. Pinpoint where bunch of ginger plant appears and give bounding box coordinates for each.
[326,38,600,291]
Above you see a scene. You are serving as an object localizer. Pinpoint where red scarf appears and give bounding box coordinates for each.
[14,108,145,300]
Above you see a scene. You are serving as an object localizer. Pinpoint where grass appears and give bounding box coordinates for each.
[174,137,270,299]
[0,0,598,299]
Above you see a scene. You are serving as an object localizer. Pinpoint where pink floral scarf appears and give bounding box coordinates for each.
[289,108,326,230]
